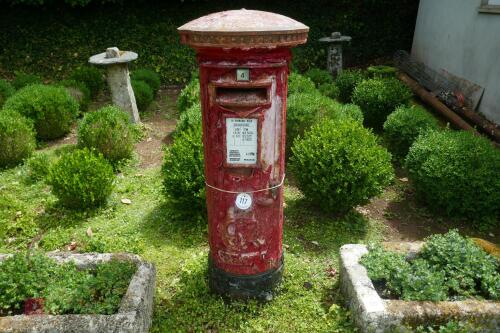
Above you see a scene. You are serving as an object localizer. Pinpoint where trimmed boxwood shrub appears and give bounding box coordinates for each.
[131,79,153,112]
[383,105,439,159]
[367,65,397,78]
[174,102,201,137]
[405,130,500,224]
[0,79,15,107]
[335,69,367,103]
[318,83,339,100]
[2,84,79,140]
[48,148,115,209]
[69,66,103,98]
[77,105,136,164]
[0,111,36,168]
[335,103,364,124]
[287,72,316,96]
[304,68,333,87]
[131,69,160,95]
[12,72,42,90]
[290,118,394,214]
[25,152,54,181]
[162,123,205,217]
[177,78,200,114]
[58,79,91,112]
[352,77,412,129]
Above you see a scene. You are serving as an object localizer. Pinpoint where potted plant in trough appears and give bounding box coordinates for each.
[0,251,155,333]
[340,230,500,332]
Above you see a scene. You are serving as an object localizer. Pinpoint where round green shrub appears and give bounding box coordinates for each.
[131,79,153,112]
[177,78,200,114]
[25,152,54,181]
[0,79,15,107]
[335,69,367,103]
[48,148,115,209]
[131,69,161,95]
[162,123,205,216]
[12,72,42,90]
[367,65,397,79]
[174,102,201,137]
[3,84,79,140]
[58,79,91,112]
[290,118,394,214]
[286,92,335,149]
[383,105,439,160]
[77,105,135,164]
[0,111,36,168]
[304,68,333,87]
[352,77,412,129]
[334,103,364,124]
[318,83,339,100]
[69,66,103,98]
[287,72,316,96]
[405,130,500,224]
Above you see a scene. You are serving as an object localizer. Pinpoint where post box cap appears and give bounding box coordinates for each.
[178,9,309,49]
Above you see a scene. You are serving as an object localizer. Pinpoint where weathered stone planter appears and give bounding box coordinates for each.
[340,242,500,333]
[0,253,156,333]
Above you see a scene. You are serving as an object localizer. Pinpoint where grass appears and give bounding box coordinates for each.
[0,142,388,332]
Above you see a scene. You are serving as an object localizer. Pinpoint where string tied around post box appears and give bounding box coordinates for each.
[205,174,285,194]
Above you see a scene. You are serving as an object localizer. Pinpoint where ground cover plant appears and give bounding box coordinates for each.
[0,1,419,84]
[2,84,79,140]
[406,130,500,227]
[0,252,136,316]
[360,230,500,301]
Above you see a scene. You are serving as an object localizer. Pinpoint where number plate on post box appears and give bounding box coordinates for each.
[225,118,258,166]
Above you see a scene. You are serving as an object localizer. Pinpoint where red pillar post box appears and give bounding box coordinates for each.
[178,9,308,300]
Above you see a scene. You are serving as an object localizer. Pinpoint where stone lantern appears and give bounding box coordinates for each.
[89,47,140,123]
[319,32,351,77]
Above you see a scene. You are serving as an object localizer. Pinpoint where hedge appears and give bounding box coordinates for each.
[0,0,418,84]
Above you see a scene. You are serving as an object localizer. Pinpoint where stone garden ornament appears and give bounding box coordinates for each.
[89,47,140,123]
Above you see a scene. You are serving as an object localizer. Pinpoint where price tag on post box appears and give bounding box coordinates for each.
[226,118,258,165]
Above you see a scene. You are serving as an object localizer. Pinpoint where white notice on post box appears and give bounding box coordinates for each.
[226,118,258,165]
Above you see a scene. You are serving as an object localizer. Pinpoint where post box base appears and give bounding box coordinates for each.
[208,256,284,301]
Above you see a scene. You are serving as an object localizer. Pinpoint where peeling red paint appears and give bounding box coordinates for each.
[199,47,290,275]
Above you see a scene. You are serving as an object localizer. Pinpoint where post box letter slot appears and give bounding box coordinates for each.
[216,87,269,108]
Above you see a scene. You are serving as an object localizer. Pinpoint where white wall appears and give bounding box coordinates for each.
[412,0,500,124]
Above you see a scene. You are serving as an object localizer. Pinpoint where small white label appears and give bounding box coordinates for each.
[236,68,250,81]
[226,118,258,165]
[235,193,252,210]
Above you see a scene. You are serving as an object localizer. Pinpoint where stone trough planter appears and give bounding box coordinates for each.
[0,252,156,333]
[340,242,500,333]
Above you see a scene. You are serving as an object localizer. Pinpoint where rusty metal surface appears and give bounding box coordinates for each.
[178,9,309,49]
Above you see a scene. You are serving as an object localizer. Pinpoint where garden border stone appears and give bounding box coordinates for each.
[0,252,156,333]
[340,242,500,333]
